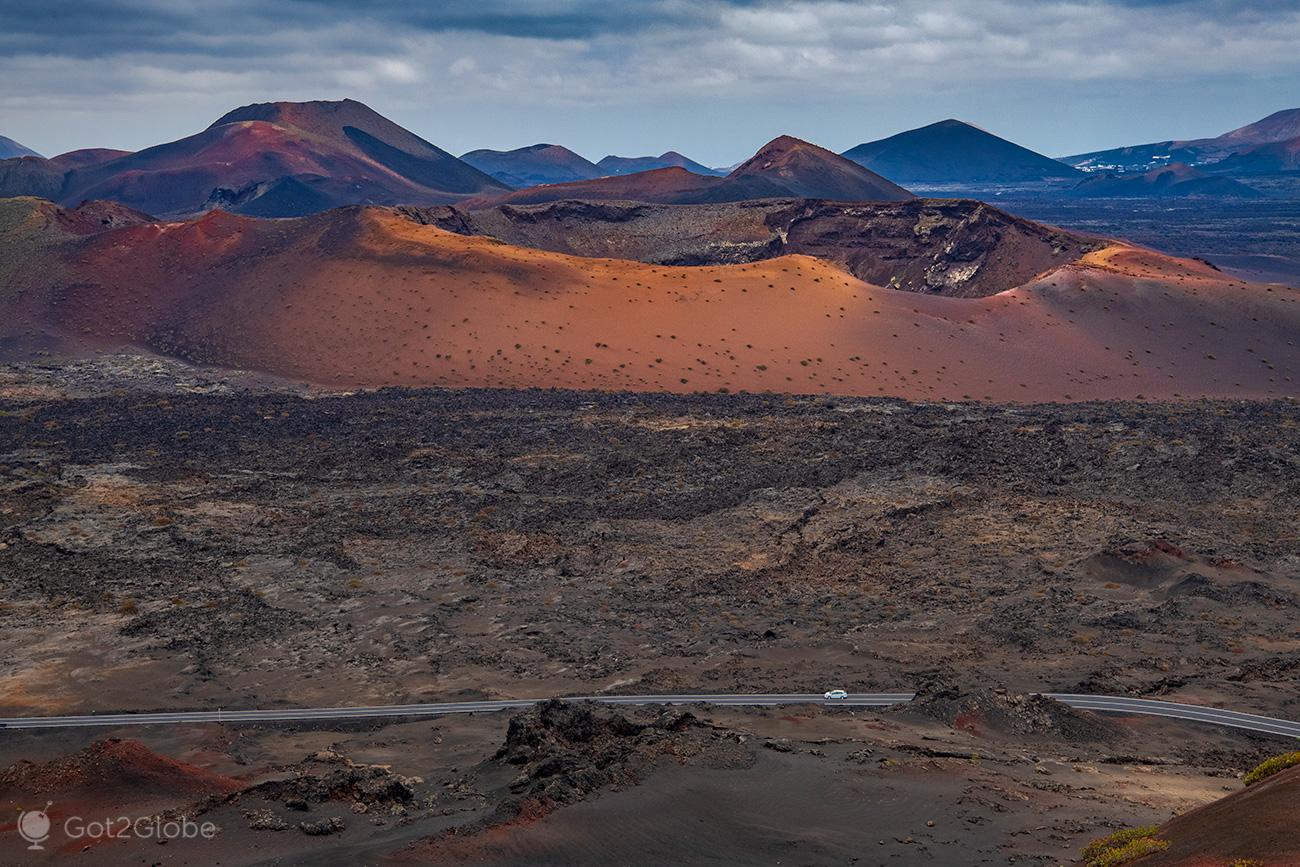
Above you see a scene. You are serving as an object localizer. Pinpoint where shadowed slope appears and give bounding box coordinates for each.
[415,198,1097,298]
[461,144,602,187]
[1135,764,1300,865]
[0,134,39,159]
[843,120,1082,183]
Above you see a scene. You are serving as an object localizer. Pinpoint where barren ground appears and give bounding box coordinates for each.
[0,364,1297,864]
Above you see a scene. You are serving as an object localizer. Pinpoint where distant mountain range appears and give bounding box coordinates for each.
[596,152,725,177]
[460,145,727,186]
[0,99,508,217]
[842,119,1082,184]
[467,135,912,207]
[460,144,602,187]
[1063,108,1300,174]
[5,101,1297,218]
[0,134,40,159]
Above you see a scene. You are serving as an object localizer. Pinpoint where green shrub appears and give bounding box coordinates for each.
[1086,836,1169,867]
[1082,826,1168,867]
[1244,751,1300,786]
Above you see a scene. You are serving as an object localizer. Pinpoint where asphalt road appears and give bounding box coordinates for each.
[0,693,915,730]
[1045,693,1300,739]
[0,692,1296,739]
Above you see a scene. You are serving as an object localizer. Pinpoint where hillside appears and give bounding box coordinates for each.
[471,136,912,207]
[842,119,1081,183]
[460,143,601,187]
[1,99,508,217]
[1068,163,1263,198]
[597,151,725,176]
[1,198,1296,402]
[1211,135,1300,175]
[1063,107,1300,172]
[414,198,1098,298]
[1134,764,1300,865]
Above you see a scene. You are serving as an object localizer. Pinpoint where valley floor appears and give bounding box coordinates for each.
[0,362,1297,864]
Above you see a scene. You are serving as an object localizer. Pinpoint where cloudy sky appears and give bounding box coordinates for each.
[2,0,1299,163]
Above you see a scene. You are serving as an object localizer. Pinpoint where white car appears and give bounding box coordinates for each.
[823,689,849,700]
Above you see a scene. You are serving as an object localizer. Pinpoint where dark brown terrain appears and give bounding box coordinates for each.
[416,196,1099,297]
[0,377,1297,864]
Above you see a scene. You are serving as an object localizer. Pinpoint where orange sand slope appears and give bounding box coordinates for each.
[4,200,1297,402]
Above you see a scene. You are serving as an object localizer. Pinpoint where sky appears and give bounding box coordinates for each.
[2,0,1299,164]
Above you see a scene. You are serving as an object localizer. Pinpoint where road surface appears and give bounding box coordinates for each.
[1,692,1297,739]
[1046,693,1300,739]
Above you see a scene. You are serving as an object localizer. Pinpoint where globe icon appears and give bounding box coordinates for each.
[18,807,52,849]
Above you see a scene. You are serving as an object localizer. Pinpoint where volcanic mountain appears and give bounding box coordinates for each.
[460,143,602,187]
[597,151,724,176]
[419,198,1098,298]
[469,136,912,207]
[1068,163,1262,198]
[0,148,136,201]
[3,196,1295,402]
[0,99,508,217]
[842,119,1082,184]
[1063,107,1300,172]
[1131,764,1300,865]
[1210,135,1300,175]
[0,134,39,159]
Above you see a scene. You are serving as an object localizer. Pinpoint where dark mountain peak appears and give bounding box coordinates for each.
[843,119,1080,183]
[209,98,375,130]
[0,134,41,160]
[459,143,601,187]
[730,135,838,176]
[726,135,912,201]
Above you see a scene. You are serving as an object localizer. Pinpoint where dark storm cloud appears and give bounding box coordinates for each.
[3,0,1299,160]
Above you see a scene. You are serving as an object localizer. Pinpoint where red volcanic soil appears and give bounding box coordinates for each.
[470,136,912,207]
[47,148,133,171]
[1138,764,1300,865]
[596,150,721,177]
[0,738,240,803]
[0,738,240,853]
[3,199,1298,402]
[719,135,912,201]
[53,98,507,216]
[466,166,725,207]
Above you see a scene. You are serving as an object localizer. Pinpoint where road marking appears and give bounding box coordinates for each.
[1,693,1296,739]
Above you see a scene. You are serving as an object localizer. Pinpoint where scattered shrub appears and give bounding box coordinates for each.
[1244,751,1300,786]
[1082,826,1167,867]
